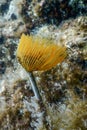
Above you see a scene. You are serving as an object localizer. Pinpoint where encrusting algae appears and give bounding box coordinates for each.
[16,34,67,72]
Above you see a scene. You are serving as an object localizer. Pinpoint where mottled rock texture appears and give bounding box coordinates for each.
[0,0,87,129]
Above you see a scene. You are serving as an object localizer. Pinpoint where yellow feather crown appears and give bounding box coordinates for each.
[16,34,67,71]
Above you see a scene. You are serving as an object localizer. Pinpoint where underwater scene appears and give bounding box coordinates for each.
[0,0,87,130]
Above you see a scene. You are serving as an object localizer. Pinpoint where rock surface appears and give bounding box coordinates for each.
[0,0,87,130]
